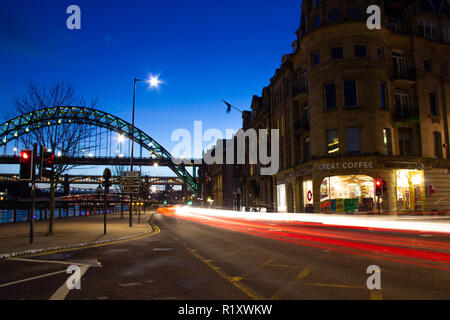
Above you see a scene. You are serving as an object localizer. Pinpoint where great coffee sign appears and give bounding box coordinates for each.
[317,161,375,171]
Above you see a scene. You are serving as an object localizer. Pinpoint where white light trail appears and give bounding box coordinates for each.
[173,207,450,234]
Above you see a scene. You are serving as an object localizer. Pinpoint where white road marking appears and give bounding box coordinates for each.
[118,282,142,287]
[8,257,100,267]
[0,270,67,288]
[49,265,89,300]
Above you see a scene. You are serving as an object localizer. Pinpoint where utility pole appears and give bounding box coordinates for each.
[103,168,112,235]
[30,143,37,244]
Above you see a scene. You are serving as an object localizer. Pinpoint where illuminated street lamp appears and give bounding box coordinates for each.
[129,75,162,227]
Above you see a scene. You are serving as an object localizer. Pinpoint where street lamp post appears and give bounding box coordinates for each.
[129,76,161,227]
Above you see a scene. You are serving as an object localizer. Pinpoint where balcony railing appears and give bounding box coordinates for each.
[392,67,417,82]
[292,81,308,98]
[294,118,310,133]
[394,106,419,121]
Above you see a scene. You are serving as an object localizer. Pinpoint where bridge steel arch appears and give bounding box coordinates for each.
[0,106,198,193]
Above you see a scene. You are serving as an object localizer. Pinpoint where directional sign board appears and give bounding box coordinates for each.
[121,171,141,194]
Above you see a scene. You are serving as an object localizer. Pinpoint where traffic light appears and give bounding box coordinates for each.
[375,179,387,196]
[375,179,382,196]
[19,150,33,181]
[39,150,54,179]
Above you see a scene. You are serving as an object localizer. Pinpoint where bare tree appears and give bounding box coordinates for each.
[12,81,98,234]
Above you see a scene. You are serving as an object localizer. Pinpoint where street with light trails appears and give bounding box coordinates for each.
[0,209,448,300]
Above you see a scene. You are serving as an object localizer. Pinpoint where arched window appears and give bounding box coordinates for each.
[348,7,364,21]
[327,8,342,23]
[313,15,321,29]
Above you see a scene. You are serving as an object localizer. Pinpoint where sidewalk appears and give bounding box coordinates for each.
[0,212,155,258]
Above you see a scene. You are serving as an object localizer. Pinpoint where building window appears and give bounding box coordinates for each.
[383,128,393,156]
[354,45,367,57]
[348,7,364,21]
[331,46,344,59]
[327,129,339,154]
[443,25,450,44]
[424,59,433,72]
[303,102,310,121]
[380,83,388,109]
[377,48,384,62]
[324,82,336,110]
[303,136,311,161]
[399,128,413,156]
[313,16,321,29]
[327,8,342,23]
[434,132,443,158]
[312,52,320,66]
[346,128,361,155]
[392,52,407,76]
[343,80,358,107]
[441,63,449,76]
[389,19,402,33]
[418,18,438,40]
[395,89,410,116]
[429,92,439,116]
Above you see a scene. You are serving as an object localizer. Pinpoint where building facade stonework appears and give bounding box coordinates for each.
[238,0,450,213]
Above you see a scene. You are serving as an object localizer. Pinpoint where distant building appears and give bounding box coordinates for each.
[240,0,450,213]
[199,139,238,209]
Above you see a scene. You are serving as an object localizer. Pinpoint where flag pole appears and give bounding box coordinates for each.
[222,100,248,115]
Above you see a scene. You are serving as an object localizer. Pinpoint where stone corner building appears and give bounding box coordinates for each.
[239,0,450,214]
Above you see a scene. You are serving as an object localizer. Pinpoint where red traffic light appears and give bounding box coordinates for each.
[375,180,382,187]
[45,152,54,164]
[20,151,31,160]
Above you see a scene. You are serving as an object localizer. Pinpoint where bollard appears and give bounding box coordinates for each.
[13,208,17,223]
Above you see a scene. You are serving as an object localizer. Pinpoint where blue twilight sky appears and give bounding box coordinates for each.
[0,0,301,163]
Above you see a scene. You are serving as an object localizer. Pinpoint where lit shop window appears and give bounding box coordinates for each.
[320,175,375,213]
[396,170,424,212]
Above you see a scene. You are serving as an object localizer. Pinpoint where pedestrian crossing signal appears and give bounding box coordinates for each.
[39,150,54,179]
[19,150,33,181]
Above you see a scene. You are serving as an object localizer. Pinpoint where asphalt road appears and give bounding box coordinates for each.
[0,212,448,300]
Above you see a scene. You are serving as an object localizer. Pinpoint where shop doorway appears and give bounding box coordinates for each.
[277,184,287,212]
[396,170,424,212]
[303,180,314,213]
[320,175,375,213]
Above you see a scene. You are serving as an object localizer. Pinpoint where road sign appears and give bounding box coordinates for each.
[121,171,141,194]
[123,186,140,194]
